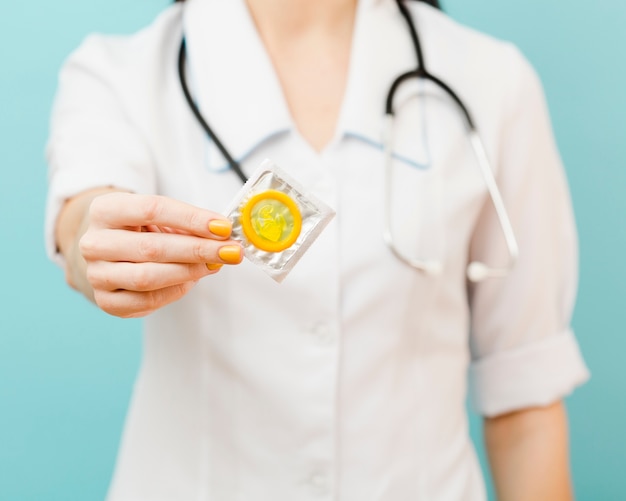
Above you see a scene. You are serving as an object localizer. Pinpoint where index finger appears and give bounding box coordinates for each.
[90,193,231,238]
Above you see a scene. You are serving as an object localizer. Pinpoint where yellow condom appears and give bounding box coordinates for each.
[240,190,302,252]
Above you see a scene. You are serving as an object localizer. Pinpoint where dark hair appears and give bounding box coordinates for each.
[417,0,441,7]
[174,0,441,8]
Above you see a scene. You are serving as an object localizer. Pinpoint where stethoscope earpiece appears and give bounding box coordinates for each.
[466,261,517,282]
[423,261,443,276]
[466,262,489,282]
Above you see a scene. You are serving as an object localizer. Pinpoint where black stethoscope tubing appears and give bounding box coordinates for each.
[177,0,476,183]
[388,0,475,128]
[178,38,248,184]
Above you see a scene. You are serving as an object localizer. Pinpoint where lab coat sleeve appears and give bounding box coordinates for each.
[467,46,589,417]
[45,35,157,268]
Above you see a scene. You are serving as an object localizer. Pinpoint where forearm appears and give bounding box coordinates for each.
[484,401,573,501]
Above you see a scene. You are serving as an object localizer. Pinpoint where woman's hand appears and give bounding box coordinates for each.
[57,190,243,318]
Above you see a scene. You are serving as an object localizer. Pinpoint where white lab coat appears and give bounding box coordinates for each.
[46,0,589,499]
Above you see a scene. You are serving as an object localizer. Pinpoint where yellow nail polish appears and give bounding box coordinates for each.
[218,245,243,264]
[209,219,232,238]
[206,263,223,271]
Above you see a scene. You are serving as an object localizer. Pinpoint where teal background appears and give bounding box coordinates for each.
[0,0,624,499]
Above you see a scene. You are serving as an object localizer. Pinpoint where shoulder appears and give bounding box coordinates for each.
[412,3,526,68]
[409,3,544,130]
[59,4,183,90]
[53,3,185,136]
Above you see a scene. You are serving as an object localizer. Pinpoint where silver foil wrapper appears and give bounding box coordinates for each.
[225,159,335,283]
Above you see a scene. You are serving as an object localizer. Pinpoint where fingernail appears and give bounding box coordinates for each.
[218,245,243,264]
[209,219,232,238]
[206,263,223,271]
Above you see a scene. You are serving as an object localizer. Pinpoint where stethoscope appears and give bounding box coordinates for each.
[178,0,519,282]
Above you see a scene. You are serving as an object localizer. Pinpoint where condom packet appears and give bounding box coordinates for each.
[225,159,335,283]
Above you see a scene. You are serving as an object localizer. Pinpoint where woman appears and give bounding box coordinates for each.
[46,0,589,499]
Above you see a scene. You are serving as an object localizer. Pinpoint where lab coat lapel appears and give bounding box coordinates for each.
[338,0,434,169]
[182,0,292,172]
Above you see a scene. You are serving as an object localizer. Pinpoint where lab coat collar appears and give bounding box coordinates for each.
[183,0,431,171]
[337,0,433,168]
[182,0,293,172]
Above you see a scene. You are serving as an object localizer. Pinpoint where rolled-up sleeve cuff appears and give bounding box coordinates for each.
[469,329,590,417]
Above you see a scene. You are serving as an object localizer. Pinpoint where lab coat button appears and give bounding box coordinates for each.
[310,322,335,345]
[308,471,329,496]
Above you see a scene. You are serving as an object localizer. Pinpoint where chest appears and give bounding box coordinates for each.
[263,33,353,152]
